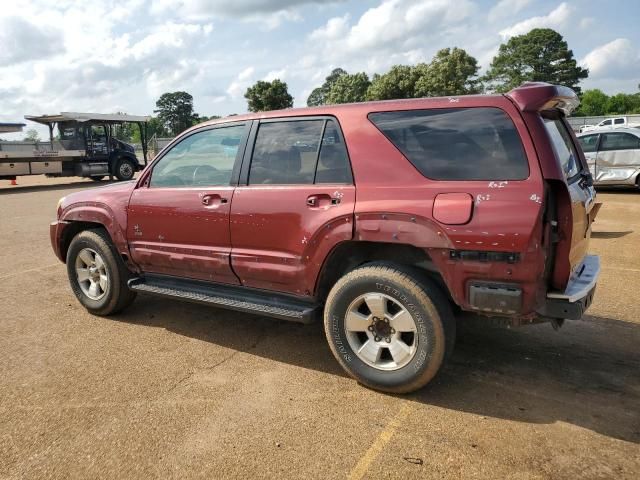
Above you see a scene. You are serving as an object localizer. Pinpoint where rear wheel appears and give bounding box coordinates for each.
[114,158,135,181]
[67,229,136,315]
[324,263,455,393]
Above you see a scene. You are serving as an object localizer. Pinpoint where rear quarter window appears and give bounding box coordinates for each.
[544,119,580,180]
[368,107,529,181]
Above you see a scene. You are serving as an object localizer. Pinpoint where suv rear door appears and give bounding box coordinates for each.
[543,115,596,282]
[229,117,355,296]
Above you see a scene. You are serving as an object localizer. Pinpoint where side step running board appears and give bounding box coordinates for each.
[128,275,320,324]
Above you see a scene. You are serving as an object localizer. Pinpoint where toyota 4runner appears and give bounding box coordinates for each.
[51,82,600,393]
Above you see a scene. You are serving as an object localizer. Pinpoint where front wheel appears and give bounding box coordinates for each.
[67,229,136,315]
[324,264,455,393]
[114,158,136,181]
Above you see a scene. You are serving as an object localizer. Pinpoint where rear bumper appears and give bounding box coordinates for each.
[537,255,600,320]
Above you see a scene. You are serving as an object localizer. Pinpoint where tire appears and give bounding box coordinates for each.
[90,176,105,182]
[114,158,136,181]
[66,229,136,316]
[324,263,455,393]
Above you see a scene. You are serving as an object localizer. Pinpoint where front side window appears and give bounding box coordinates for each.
[369,107,529,180]
[150,125,244,188]
[600,132,640,151]
[249,119,352,185]
[577,134,599,153]
[544,119,581,180]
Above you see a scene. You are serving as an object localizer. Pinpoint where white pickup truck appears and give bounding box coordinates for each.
[581,116,640,132]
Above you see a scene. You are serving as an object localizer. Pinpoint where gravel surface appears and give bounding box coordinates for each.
[1,176,639,479]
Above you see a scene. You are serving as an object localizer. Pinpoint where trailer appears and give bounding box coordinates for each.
[0,112,150,182]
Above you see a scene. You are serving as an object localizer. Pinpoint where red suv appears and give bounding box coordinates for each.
[51,82,600,393]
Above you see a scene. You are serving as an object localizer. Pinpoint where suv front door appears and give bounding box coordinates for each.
[230,117,355,296]
[127,123,249,284]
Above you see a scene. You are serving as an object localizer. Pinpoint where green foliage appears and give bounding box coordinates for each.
[606,93,640,115]
[576,89,609,116]
[366,65,421,100]
[23,128,40,142]
[484,28,588,93]
[326,72,371,104]
[307,68,348,106]
[414,48,481,97]
[245,79,294,112]
[154,91,198,136]
[574,88,640,116]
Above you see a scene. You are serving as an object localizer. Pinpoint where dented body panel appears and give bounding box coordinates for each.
[51,83,599,322]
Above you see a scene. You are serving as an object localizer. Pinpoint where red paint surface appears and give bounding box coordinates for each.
[52,83,595,317]
[432,193,474,225]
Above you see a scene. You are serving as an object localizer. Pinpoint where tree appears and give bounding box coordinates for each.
[484,28,588,93]
[23,128,40,142]
[154,91,198,136]
[576,89,609,116]
[414,48,482,97]
[245,79,293,112]
[606,93,640,115]
[307,68,348,106]
[366,65,422,100]
[326,72,371,104]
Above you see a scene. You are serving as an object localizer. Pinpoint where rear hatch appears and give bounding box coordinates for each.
[507,83,598,290]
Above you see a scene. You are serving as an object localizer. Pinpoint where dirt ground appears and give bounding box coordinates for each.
[1,175,639,479]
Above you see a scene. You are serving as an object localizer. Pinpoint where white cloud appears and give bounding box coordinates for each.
[581,38,640,79]
[226,67,256,98]
[488,0,531,23]
[307,0,475,69]
[0,16,64,66]
[499,2,572,39]
[264,69,287,81]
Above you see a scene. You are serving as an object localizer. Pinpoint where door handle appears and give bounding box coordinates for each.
[307,194,341,208]
[202,194,228,207]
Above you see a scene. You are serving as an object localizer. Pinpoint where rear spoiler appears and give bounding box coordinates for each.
[506,82,580,116]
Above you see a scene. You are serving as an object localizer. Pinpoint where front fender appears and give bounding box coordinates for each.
[61,202,130,260]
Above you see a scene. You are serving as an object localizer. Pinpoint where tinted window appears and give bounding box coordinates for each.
[578,134,599,153]
[315,120,352,184]
[544,119,580,180]
[369,108,528,181]
[600,132,640,151]
[249,119,352,185]
[150,125,244,187]
[614,118,625,125]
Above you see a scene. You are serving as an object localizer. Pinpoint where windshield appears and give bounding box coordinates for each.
[544,119,581,180]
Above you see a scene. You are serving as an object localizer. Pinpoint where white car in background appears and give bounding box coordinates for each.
[577,127,640,187]
[580,116,640,132]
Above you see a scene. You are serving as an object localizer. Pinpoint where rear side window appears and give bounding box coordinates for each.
[600,132,640,151]
[544,119,580,180]
[614,118,625,125]
[249,119,352,185]
[369,108,529,180]
[577,134,599,153]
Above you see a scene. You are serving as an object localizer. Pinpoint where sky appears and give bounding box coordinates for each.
[1,0,639,139]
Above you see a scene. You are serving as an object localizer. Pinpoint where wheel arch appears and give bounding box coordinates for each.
[58,204,129,265]
[314,240,450,304]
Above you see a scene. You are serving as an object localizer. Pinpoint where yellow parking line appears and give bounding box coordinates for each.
[348,403,413,480]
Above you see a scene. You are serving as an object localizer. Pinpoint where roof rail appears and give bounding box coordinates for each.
[506,82,580,116]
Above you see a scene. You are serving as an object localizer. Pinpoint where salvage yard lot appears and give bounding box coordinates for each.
[1,176,639,479]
